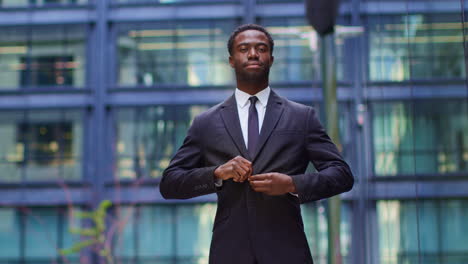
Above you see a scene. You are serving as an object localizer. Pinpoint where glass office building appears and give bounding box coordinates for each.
[0,0,467,263]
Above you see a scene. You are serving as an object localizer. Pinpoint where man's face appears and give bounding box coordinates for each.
[229,29,274,82]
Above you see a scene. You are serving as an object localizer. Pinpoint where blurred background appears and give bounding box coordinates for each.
[0,0,467,263]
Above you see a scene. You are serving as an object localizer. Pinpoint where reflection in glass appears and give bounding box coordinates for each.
[115,105,208,179]
[0,25,86,89]
[260,17,346,82]
[302,201,351,264]
[0,110,83,182]
[117,21,235,87]
[378,200,468,264]
[368,14,466,81]
[372,100,467,176]
[0,207,81,263]
[114,204,215,263]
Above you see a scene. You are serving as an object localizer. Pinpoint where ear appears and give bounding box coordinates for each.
[270,55,274,67]
[229,56,235,68]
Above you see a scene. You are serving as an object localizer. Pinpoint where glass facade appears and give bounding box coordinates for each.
[372,100,468,176]
[368,14,466,81]
[0,0,467,263]
[117,21,236,87]
[0,110,83,182]
[378,200,468,264]
[0,207,80,264]
[114,105,209,179]
[0,25,86,89]
[260,17,346,82]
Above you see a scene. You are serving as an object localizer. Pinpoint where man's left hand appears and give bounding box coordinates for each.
[249,173,297,195]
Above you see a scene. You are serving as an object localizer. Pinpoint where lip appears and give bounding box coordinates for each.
[244,63,262,69]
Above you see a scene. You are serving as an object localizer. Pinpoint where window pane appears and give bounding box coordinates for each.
[302,202,351,264]
[372,100,468,176]
[378,200,468,264]
[115,105,208,179]
[368,14,466,81]
[0,110,83,182]
[260,17,346,82]
[24,208,59,259]
[0,208,21,259]
[0,25,86,89]
[175,204,216,262]
[117,21,235,87]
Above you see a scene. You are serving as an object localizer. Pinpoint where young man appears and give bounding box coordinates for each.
[160,24,354,264]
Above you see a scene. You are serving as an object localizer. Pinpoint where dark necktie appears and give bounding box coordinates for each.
[248,96,259,158]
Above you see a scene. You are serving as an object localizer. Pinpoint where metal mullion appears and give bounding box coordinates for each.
[58,111,66,180]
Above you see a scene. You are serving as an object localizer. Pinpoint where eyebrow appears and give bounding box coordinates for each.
[236,42,269,47]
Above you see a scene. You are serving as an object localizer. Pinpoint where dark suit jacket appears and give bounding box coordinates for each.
[160,90,354,264]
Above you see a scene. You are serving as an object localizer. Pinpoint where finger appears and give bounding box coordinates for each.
[251,185,270,193]
[234,155,252,165]
[249,174,270,181]
[249,180,270,188]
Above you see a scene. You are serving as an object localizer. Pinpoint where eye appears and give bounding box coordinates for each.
[239,46,248,52]
[258,46,267,53]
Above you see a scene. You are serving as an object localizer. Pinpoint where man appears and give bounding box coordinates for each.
[160,24,354,264]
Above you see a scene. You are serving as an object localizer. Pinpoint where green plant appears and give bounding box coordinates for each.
[59,200,113,264]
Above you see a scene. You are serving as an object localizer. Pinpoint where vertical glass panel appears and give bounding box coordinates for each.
[114,206,136,258]
[175,204,216,263]
[138,206,173,257]
[0,25,86,89]
[24,208,59,260]
[368,14,466,81]
[0,112,24,182]
[115,105,208,179]
[0,208,21,259]
[372,100,468,176]
[117,21,235,87]
[302,202,351,264]
[378,200,468,264]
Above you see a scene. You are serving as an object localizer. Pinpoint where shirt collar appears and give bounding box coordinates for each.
[235,86,271,109]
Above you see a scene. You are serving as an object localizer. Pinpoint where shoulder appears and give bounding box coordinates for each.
[274,92,315,115]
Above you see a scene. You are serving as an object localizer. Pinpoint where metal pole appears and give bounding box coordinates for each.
[320,33,342,264]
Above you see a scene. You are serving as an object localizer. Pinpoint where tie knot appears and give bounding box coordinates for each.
[249,96,258,105]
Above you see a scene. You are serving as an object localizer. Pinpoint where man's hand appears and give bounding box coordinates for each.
[249,172,297,195]
[214,156,252,183]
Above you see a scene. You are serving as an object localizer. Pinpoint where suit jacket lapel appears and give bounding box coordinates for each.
[252,90,284,161]
[219,95,250,159]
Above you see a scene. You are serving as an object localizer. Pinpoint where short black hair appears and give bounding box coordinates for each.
[227,24,274,56]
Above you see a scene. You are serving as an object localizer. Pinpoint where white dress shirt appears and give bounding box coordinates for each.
[234,86,270,148]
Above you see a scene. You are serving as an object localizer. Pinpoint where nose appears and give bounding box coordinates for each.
[247,47,259,60]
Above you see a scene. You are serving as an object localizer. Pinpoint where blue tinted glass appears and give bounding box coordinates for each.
[175,204,216,259]
[0,208,21,258]
[378,200,468,264]
[138,206,173,257]
[372,100,468,176]
[24,208,58,259]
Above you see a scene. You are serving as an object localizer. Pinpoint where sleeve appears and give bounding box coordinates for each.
[291,107,354,204]
[159,115,219,199]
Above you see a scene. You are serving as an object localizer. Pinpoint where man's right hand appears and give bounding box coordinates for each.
[214,156,252,183]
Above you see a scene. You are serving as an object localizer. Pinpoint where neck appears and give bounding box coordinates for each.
[236,79,269,95]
